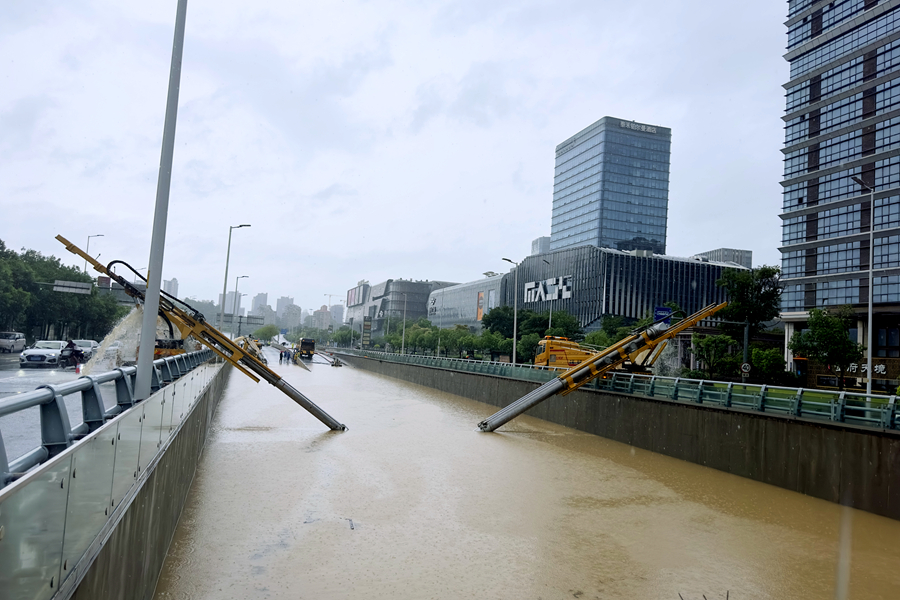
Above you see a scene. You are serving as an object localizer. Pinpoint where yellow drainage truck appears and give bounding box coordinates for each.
[534,337,600,368]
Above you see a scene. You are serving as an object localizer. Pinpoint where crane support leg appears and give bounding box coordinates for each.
[477,302,727,432]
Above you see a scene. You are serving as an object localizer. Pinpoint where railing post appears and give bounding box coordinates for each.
[79,375,107,432]
[36,385,73,458]
[114,368,135,408]
[791,389,803,417]
[724,381,733,407]
[628,373,635,394]
[696,381,704,404]
[886,396,897,429]
[756,385,768,412]
[671,378,680,400]
[151,364,163,392]
[0,432,9,486]
[648,376,656,396]
[833,392,846,422]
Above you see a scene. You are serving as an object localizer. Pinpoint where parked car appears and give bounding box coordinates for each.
[73,339,100,360]
[0,332,26,353]
[20,340,67,368]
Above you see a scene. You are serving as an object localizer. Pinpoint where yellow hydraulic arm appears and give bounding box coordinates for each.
[477,302,728,432]
[56,235,345,431]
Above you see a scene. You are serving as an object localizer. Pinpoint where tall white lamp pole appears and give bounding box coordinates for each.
[503,257,520,366]
[852,175,876,396]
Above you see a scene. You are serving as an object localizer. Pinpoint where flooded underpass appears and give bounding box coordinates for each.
[153,348,900,599]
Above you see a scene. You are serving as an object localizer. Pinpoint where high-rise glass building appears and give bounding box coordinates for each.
[550,116,671,254]
[780,0,900,388]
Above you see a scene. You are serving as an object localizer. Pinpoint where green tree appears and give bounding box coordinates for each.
[518,332,542,363]
[751,347,787,384]
[481,305,517,339]
[788,306,864,390]
[253,324,279,341]
[716,266,782,340]
[690,333,738,379]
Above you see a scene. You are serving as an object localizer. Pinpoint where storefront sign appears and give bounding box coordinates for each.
[525,276,572,303]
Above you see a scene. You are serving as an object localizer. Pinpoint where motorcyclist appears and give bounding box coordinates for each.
[64,340,86,366]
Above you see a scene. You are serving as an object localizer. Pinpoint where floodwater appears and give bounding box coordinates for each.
[154,348,900,600]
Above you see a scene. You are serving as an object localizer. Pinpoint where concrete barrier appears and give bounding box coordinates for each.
[341,354,900,521]
[71,364,231,600]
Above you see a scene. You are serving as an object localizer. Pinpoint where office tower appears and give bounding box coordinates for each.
[550,116,671,254]
[780,1,900,382]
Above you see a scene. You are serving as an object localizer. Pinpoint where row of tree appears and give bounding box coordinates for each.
[0,240,128,341]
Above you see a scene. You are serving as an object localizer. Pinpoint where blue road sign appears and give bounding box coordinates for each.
[654,306,672,324]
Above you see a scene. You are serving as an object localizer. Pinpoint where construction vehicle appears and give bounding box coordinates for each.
[298,338,316,360]
[56,235,345,431]
[534,334,669,373]
[534,337,600,368]
[478,302,727,432]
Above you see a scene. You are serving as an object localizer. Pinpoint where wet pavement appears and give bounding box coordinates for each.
[153,348,900,600]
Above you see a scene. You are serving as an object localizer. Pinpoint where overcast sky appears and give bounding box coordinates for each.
[2,0,788,315]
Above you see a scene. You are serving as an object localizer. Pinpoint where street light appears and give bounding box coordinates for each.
[218,224,250,330]
[503,257,520,366]
[84,234,104,274]
[232,275,248,336]
[542,258,553,332]
[851,175,876,396]
[401,292,408,355]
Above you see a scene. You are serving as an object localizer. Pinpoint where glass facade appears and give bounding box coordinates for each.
[345,279,458,334]
[498,247,738,331]
[426,276,504,332]
[780,0,900,313]
[550,116,671,254]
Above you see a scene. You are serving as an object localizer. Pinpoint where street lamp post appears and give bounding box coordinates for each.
[218,224,250,330]
[503,257,520,366]
[542,258,553,332]
[232,275,248,336]
[84,234,104,274]
[851,175,876,396]
[401,292,408,355]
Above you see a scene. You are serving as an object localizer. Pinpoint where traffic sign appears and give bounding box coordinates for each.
[740,363,751,374]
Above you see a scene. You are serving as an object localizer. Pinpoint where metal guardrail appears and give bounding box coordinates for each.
[0,349,215,488]
[339,349,899,431]
[0,348,220,600]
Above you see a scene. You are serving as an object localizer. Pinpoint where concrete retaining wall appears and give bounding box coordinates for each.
[342,354,900,521]
[72,363,231,600]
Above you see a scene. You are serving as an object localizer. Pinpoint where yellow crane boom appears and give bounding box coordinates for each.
[477,302,727,432]
[56,235,346,431]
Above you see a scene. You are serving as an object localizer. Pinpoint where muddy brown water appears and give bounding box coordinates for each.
[153,350,900,599]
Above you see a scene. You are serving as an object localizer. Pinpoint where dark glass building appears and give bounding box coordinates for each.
[500,247,738,331]
[780,0,900,387]
[550,116,671,254]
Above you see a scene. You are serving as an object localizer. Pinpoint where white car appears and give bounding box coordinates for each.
[19,340,67,368]
[0,332,26,353]
[73,339,100,360]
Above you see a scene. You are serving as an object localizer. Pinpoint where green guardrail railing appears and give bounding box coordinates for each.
[336,349,898,431]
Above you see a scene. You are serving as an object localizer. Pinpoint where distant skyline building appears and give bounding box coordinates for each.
[550,116,671,254]
[276,296,294,319]
[313,305,331,330]
[162,278,178,297]
[531,236,551,256]
[251,292,268,315]
[694,248,752,269]
[330,304,344,325]
[779,0,900,388]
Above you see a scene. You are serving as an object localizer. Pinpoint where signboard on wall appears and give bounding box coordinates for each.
[524,276,572,303]
[362,316,372,348]
[476,292,485,321]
